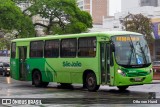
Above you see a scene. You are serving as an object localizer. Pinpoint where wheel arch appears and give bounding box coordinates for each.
[31,69,41,85]
[83,69,100,85]
[31,68,49,87]
[32,69,41,79]
[31,68,50,82]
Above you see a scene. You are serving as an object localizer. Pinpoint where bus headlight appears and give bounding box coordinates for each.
[149,68,153,74]
[117,69,126,76]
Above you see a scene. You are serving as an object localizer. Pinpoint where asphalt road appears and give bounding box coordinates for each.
[0,76,160,107]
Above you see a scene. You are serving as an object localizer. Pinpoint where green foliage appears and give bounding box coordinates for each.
[75,10,93,28]
[0,31,15,50]
[18,16,35,38]
[28,0,92,35]
[0,0,35,38]
[0,0,35,49]
[12,0,93,35]
[66,22,87,34]
[122,13,153,42]
[0,0,22,30]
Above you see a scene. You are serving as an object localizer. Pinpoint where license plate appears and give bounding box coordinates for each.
[134,78,141,82]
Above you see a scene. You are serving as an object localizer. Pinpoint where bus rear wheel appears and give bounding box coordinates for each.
[85,72,100,91]
[117,86,129,91]
[32,70,49,87]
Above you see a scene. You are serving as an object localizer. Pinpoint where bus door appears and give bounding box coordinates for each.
[18,46,27,80]
[100,42,110,84]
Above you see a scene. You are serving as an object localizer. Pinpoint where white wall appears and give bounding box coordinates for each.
[158,0,160,6]
[103,17,122,31]
[121,0,140,11]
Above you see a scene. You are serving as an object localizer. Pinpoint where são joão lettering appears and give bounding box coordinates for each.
[63,61,82,67]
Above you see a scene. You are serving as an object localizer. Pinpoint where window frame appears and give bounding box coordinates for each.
[60,38,77,58]
[11,42,16,58]
[78,37,97,58]
[30,40,44,58]
[44,39,60,58]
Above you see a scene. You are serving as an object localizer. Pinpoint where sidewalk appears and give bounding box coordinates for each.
[152,80,160,84]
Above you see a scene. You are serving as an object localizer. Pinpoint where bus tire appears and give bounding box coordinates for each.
[42,82,49,87]
[32,70,43,87]
[117,86,129,91]
[85,72,100,91]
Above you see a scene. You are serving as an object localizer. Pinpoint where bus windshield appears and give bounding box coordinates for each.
[112,35,151,68]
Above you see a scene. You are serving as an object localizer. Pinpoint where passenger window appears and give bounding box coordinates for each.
[78,37,96,57]
[61,38,77,57]
[30,41,43,58]
[44,40,59,58]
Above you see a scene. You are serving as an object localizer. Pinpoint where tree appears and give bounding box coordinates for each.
[122,13,153,43]
[0,31,16,50]
[13,0,93,35]
[0,0,35,38]
[0,0,35,49]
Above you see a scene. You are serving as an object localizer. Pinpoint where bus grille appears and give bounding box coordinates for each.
[127,72,148,77]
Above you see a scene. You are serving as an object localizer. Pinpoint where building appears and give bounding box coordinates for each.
[121,0,139,12]
[77,0,109,25]
[103,0,160,61]
[122,0,160,11]
[141,0,158,6]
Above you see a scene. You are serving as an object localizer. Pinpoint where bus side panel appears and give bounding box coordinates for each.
[10,58,19,80]
[44,57,100,84]
[45,58,71,83]
[27,58,53,82]
[69,58,100,84]
[44,58,57,82]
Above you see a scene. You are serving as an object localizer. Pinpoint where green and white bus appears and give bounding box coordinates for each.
[10,31,153,91]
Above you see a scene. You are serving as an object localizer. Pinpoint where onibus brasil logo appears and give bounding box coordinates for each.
[63,61,82,67]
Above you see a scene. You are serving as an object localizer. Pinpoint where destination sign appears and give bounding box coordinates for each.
[116,36,140,42]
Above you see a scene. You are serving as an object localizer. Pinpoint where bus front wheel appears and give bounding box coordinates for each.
[32,70,49,87]
[117,86,129,91]
[85,72,100,91]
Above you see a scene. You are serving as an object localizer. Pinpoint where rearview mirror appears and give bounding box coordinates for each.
[110,43,115,52]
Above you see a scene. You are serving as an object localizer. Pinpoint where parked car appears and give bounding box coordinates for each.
[152,61,160,72]
[0,62,10,76]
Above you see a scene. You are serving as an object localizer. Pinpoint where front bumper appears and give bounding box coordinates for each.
[114,74,153,86]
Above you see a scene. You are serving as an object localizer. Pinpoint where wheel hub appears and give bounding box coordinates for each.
[88,77,94,86]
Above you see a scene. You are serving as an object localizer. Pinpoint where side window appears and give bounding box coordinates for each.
[44,40,59,58]
[30,41,43,58]
[61,38,77,57]
[78,37,96,57]
[11,42,16,58]
[110,44,114,66]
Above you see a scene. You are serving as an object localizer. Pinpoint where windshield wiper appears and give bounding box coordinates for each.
[127,35,137,65]
[136,41,147,64]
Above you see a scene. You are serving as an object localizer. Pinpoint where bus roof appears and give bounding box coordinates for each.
[11,31,142,42]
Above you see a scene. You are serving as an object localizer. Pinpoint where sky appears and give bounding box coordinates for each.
[109,0,121,16]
